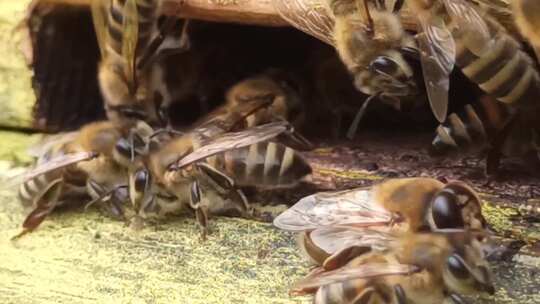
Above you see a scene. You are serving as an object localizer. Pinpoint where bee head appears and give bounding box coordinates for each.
[443,247,495,296]
[363,51,417,97]
[427,181,486,231]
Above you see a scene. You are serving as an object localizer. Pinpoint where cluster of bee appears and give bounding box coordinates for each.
[274,177,495,303]
[277,0,540,173]
[12,0,314,239]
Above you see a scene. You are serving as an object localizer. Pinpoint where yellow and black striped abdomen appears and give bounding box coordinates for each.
[106,0,159,62]
[18,170,64,207]
[431,96,510,155]
[456,30,540,109]
[207,141,311,187]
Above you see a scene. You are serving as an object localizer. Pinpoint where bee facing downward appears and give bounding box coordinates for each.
[91,0,189,130]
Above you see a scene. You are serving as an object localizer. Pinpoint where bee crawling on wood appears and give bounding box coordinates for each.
[291,229,495,304]
[274,177,487,236]
[11,120,153,238]
[142,98,312,239]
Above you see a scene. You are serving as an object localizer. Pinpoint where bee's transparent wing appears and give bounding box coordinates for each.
[122,0,139,87]
[273,0,334,45]
[5,152,97,189]
[416,13,456,123]
[273,188,393,231]
[309,226,397,256]
[27,132,79,161]
[293,263,419,291]
[172,121,290,170]
[90,0,108,58]
[443,0,494,55]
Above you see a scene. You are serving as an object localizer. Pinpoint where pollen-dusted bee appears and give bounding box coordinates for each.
[512,0,540,61]
[274,178,487,237]
[145,102,312,239]
[274,0,418,138]
[291,229,495,304]
[91,0,189,129]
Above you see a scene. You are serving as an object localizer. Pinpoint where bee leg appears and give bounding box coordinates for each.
[347,94,376,139]
[190,180,209,241]
[12,179,63,240]
[447,293,469,304]
[350,287,376,304]
[485,113,520,177]
[393,284,407,304]
[195,163,252,217]
[85,180,128,219]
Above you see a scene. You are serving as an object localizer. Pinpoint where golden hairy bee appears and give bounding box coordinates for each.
[274,177,487,236]
[91,0,189,129]
[290,229,495,304]
[407,0,540,171]
[12,120,155,238]
[274,0,419,138]
[143,100,312,239]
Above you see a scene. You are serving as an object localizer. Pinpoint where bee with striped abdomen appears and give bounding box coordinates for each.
[13,120,157,237]
[91,0,189,129]
[291,229,494,304]
[408,0,540,171]
[145,103,312,239]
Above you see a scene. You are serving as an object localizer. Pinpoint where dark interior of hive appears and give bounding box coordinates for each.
[27,3,489,140]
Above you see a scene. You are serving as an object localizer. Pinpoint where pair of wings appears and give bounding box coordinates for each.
[169,97,310,170]
[273,189,421,290]
[91,0,139,86]
[274,188,395,253]
[273,0,495,123]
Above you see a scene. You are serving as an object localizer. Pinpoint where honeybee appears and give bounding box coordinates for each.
[145,106,312,238]
[292,229,495,304]
[274,178,487,235]
[431,95,510,155]
[91,0,189,129]
[274,0,418,138]
[224,69,307,129]
[13,120,155,238]
[512,0,540,60]
[408,0,540,123]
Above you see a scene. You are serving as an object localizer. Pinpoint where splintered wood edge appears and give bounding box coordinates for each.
[35,0,420,31]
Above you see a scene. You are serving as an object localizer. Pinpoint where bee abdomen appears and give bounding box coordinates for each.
[18,170,63,207]
[457,31,540,109]
[222,141,311,187]
[431,101,507,155]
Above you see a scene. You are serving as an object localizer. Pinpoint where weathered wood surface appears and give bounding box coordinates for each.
[0,131,539,304]
[0,1,35,129]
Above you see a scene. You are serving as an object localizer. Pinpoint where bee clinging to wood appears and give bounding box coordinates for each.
[274,0,419,138]
[274,178,487,235]
[91,0,189,130]
[292,229,495,304]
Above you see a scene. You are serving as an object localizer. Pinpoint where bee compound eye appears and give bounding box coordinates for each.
[134,169,151,192]
[115,138,133,158]
[447,254,470,280]
[369,56,399,77]
[431,191,464,229]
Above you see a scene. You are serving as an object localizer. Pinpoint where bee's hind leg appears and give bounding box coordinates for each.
[189,180,209,241]
[195,163,252,218]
